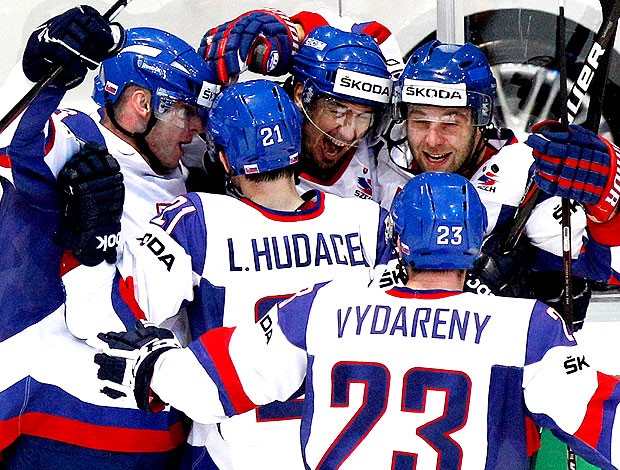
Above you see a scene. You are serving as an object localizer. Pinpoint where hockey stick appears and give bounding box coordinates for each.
[0,0,133,135]
[557,3,578,468]
[503,0,620,251]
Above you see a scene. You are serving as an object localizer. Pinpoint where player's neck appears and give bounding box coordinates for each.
[238,177,305,212]
[405,269,466,292]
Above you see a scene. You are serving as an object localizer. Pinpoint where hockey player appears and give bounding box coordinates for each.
[0,8,219,468]
[200,9,404,200]
[91,79,393,469]
[375,39,620,330]
[95,172,620,470]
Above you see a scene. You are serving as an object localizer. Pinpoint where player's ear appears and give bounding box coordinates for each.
[292,81,304,109]
[218,150,231,173]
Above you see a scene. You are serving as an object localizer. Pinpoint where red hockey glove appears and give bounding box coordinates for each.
[95,321,181,412]
[199,8,300,84]
[23,6,124,89]
[526,120,620,222]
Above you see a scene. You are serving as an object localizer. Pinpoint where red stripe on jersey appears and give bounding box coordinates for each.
[118,276,147,320]
[386,289,462,299]
[200,327,257,415]
[60,250,81,276]
[0,412,186,452]
[360,21,391,44]
[240,193,325,221]
[525,416,541,456]
[290,11,329,39]
[574,372,620,447]
[0,154,11,168]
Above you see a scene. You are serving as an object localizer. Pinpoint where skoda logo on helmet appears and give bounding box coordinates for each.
[402,79,467,107]
[332,69,392,104]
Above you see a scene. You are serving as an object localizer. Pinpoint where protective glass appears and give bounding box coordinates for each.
[401,104,475,137]
[301,93,389,147]
[393,90,493,127]
[153,89,208,129]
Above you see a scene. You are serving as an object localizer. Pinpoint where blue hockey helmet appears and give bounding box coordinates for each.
[207,79,302,175]
[93,27,220,124]
[388,172,487,270]
[292,26,392,107]
[394,40,496,126]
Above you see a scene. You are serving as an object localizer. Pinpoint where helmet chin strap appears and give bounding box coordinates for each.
[105,102,172,175]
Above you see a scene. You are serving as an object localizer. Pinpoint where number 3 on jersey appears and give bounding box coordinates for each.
[318,362,471,469]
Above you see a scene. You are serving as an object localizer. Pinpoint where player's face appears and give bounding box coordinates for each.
[405,105,483,173]
[300,95,376,172]
[146,102,204,172]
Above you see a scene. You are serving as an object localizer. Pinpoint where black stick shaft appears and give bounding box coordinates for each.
[0,0,132,135]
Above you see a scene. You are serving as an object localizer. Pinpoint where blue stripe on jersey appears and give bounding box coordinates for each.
[188,340,237,417]
[0,177,64,341]
[57,109,106,148]
[186,278,225,339]
[111,270,144,330]
[0,378,185,448]
[375,207,394,265]
[485,365,529,469]
[155,193,208,276]
[278,281,331,350]
[300,354,316,466]
[525,301,575,366]
[9,89,64,206]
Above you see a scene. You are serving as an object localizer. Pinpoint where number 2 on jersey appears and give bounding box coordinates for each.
[318,362,471,469]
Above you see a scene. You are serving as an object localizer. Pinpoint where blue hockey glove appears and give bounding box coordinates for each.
[23,6,124,89]
[199,8,300,84]
[526,120,620,222]
[55,143,124,266]
[95,321,181,411]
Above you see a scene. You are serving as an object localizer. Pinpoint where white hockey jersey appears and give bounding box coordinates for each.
[375,125,617,283]
[150,281,620,470]
[0,64,190,457]
[291,8,404,203]
[113,190,392,469]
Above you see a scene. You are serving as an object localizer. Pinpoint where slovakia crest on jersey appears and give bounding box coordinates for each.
[354,177,373,199]
[476,164,499,192]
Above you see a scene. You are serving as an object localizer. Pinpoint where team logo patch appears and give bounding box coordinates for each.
[304,37,327,50]
[476,164,500,193]
[333,69,392,104]
[104,81,119,95]
[401,79,467,106]
[354,176,373,200]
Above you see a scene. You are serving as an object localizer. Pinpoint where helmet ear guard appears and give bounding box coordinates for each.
[207,80,302,176]
[389,172,488,270]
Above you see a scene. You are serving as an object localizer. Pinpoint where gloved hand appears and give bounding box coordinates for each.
[23,5,124,89]
[95,321,181,411]
[465,228,535,298]
[199,8,300,84]
[55,142,124,266]
[526,120,620,222]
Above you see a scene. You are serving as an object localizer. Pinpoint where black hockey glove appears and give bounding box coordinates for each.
[95,321,181,411]
[530,271,591,332]
[56,142,124,266]
[465,228,535,298]
[23,6,124,89]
